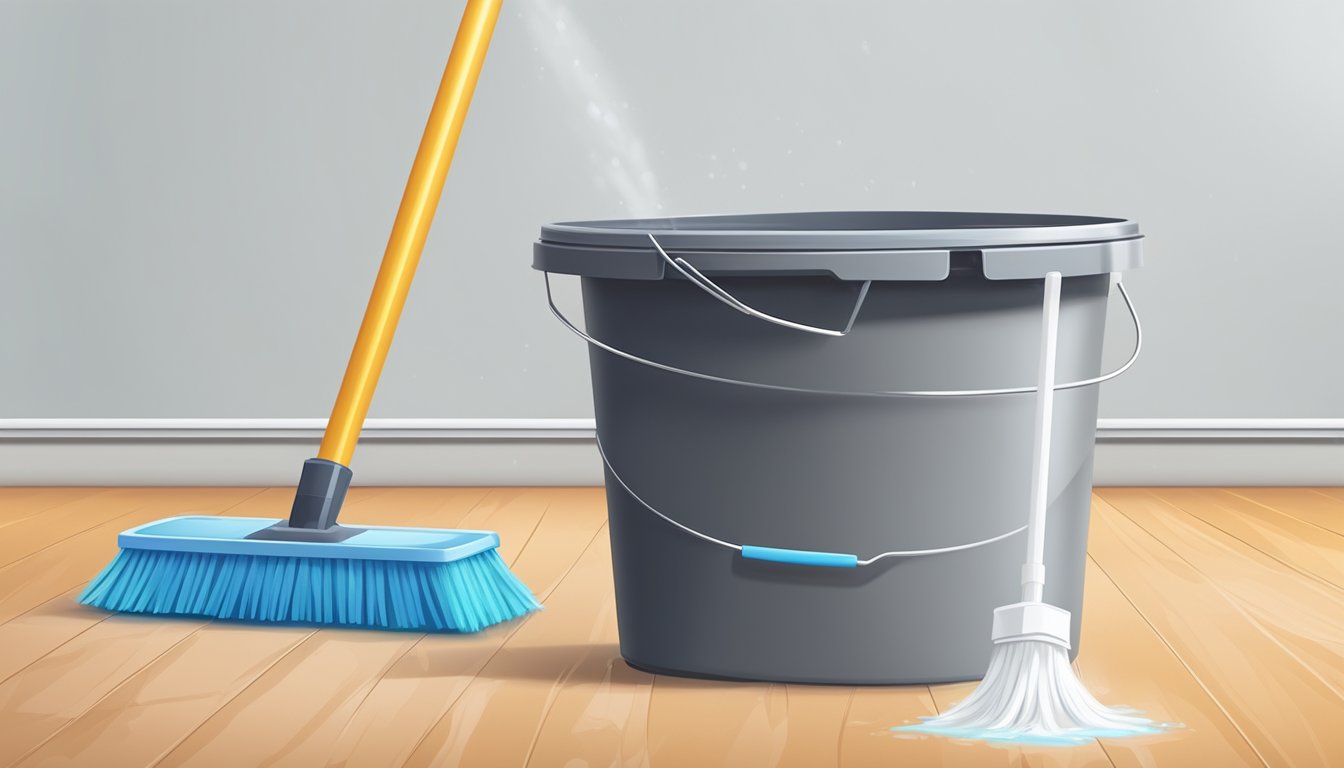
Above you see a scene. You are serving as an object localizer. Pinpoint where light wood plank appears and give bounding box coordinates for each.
[19,623,318,768]
[636,638,1102,766]
[523,641,655,768]
[0,589,96,684]
[1091,492,1344,767]
[0,488,107,529]
[0,488,295,765]
[467,535,655,768]
[1078,557,1264,767]
[23,488,497,768]
[509,536,654,768]
[328,489,610,768]
[0,615,227,764]
[0,488,175,567]
[398,513,624,766]
[644,676,791,768]
[0,488,265,624]
[0,487,86,510]
[0,486,270,685]
[0,487,102,506]
[1146,488,1344,592]
[149,630,421,768]
[839,687,933,765]
[1313,488,1344,505]
[773,685,855,768]
[1223,488,1344,539]
[0,489,424,763]
[1101,490,1344,701]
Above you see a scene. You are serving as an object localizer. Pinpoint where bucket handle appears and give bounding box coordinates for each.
[596,436,1026,568]
[542,270,1142,399]
[650,234,873,337]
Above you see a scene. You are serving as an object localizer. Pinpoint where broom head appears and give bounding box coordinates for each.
[79,516,541,633]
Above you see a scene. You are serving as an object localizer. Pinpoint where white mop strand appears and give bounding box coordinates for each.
[900,641,1163,745]
[898,273,1172,745]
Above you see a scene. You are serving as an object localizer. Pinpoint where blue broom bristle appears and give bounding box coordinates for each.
[78,547,541,633]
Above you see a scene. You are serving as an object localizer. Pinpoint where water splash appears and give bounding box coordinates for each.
[525,0,663,215]
[893,719,1181,748]
[890,640,1181,748]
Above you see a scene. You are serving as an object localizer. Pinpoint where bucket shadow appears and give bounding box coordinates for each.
[385,641,646,685]
[445,643,852,689]
[389,639,946,690]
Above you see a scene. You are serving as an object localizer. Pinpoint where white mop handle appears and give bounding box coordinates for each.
[1022,271,1062,604]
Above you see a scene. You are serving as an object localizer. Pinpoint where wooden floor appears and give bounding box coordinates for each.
[1,487,1342,767]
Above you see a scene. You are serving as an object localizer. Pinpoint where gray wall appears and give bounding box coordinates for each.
[3,0,1341,420]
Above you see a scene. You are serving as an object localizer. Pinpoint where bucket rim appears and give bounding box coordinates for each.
[533,210,1142,281]
[539,210,1139,252]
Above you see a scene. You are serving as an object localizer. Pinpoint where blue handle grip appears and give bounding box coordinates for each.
[740,545,859,568]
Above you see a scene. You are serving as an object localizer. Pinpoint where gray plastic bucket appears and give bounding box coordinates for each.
[533,212,1141,685]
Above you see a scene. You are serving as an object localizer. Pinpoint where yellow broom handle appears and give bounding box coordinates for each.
[318,0,504,466]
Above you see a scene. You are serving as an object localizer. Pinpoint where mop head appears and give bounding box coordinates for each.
[79,516,540,633]
[897,602,1170,746]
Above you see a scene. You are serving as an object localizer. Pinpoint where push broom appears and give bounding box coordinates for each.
[80,0,540,633]
[902,272,1164,744]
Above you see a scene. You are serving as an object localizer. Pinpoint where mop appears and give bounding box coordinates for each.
[80,0,540,633]
[899,272,1167,745]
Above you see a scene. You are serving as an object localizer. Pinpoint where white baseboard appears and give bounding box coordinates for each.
[1,418,1340,486]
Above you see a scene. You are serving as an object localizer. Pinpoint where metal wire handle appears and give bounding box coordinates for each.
[543,271,1142,399]
[554,237,1139,566]
[597,436,1027,567]
[649,233,873,337]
